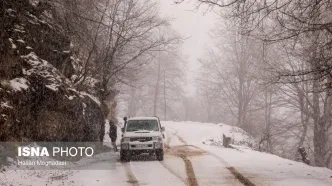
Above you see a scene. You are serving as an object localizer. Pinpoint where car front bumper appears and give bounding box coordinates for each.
[121,141,163,150]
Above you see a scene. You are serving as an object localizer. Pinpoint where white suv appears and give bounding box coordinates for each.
[120,117,165,161]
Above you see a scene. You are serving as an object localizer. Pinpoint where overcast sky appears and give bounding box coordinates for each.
[158,0,217,95]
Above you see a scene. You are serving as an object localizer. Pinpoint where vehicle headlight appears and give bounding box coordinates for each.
[121,137,130,143]
[152,136,163,141]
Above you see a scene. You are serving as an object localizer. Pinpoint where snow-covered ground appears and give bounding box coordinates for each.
[1,120,332,186]
[162,121,332,186]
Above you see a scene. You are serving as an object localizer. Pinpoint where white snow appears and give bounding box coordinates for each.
[1,120,331,186]
[13,25,25,33]
[1,114,8,120]
[29,0,39,7]
[129,161,185,186]
[80,92,101,106]
[128,116,159,120]
[13,29,26,33]
[21,52,72,91]
[82,103,87,115]
[38,19,47,24]
[66,88,101,106]
[8,38,17,49]
[6,9,15,13]
[26,46,33,49]
[9,77,29,91]
[45,84,58,91]
[28,20,39,25]
[162,121,332,186]
[70,55,82,72]
[22,52,42,66]
[66,95,76,100]
[1,101,13,109]
[14,24,24,30]
[16,39,25,43]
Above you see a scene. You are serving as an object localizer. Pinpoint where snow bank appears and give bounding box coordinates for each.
[163,121,332,186]
[163,121,255,148]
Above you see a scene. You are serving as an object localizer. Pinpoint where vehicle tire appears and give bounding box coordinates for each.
[120,150,131,162]
[156,149,164,161]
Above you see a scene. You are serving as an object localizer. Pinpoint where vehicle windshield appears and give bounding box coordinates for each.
[126,120,159,132]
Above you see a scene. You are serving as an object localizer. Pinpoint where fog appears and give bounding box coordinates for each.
[1,0,332,170]
[115,0,332,169]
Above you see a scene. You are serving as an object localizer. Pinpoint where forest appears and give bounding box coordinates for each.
[1,0,332,170]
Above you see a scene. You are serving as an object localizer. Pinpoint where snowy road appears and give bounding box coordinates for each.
[61,127,243,186]
[1,121,332,186]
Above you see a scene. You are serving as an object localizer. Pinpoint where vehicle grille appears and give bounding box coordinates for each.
[130,137,152,142]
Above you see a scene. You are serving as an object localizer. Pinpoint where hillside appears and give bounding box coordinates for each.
[0,0,106,141]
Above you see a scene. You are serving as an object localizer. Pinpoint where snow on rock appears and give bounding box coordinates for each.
[21,52,70,91]
[82,103,87,115]
[66,95,76,100]
[28,0,39,7]
[16,39,25,43]
[67,88,102,107]
[21,51,102,107]
[13,29,26,33]
[6,8,15,13]
[0,0,106,143]
[14,24,24,30]
[70,55,81,71]
[13,24,25,33]
[8,38,17,49]
[9,77,29,91]
[1,101,13,109]
[45,84,58,91]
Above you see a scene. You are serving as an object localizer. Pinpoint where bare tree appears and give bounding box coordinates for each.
[52,0,181,103]
[192,0,332,167]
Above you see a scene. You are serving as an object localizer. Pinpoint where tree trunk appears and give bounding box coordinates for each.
[312,73,329,167]
[128,88,137,117]
[163,68,167,120]
[153,60,161,116]
[264,87,273,153]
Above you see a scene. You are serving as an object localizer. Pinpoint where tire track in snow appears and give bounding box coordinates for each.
[122,162,140,186]
[227,167,256,186]
[121,130,187,186]
[179,154,199,186]
[189,145,257,186]
[165,130,200,186]
[170,130,257,186]
[159,161,188,184]
[162,131,190,185]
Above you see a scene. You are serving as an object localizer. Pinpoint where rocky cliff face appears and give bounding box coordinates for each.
[0,0,106,141]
